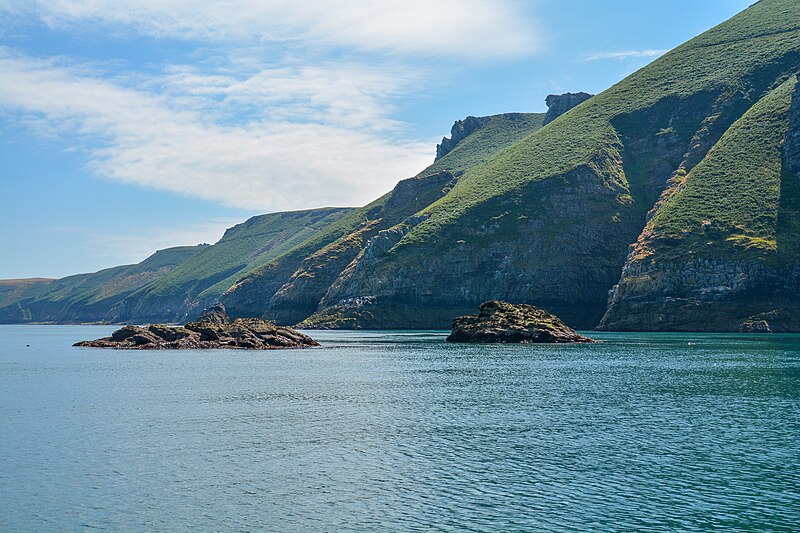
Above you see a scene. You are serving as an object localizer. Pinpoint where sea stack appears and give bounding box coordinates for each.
[447,300,594,343]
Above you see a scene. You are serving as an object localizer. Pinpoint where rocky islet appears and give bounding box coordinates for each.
[74,305,318,350]
[447,301,594,344]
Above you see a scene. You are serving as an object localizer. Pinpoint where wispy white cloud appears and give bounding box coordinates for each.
[583,49,667,61]
[53,218,245,268]
[0,1,542,214]
[0,49,434,211]
[4,0,540,59]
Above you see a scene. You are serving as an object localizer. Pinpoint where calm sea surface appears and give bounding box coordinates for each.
[1,325,798,531]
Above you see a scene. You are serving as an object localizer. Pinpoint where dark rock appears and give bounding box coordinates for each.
[197,304,229,324]
[148,324,194,341]
[785,73,800,179]
[74,313,318,350]
[544,92,593,124]
[110,325,144,342]
[435,116,490,160]
[446,300,594,343]
[130,333,158,346]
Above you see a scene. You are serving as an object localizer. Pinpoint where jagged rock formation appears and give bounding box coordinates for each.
[74,306,317,349]
[436,116,490,160]
[543,92,593,124]
[447,301,594,343]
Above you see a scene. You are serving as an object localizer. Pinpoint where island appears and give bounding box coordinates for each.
[447,300,595,343]
[74,305,318,349]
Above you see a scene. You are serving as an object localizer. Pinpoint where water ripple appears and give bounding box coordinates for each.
[1,327,798,531]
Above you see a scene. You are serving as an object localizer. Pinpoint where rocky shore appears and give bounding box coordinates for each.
[74,305,318,350]
[447,301,594,344]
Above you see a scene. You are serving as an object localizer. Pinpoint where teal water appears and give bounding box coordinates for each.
[1,326,798,531]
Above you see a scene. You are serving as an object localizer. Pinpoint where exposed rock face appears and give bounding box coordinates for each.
[304,147,642,330]
[599,75,800,332]
[197,303,229,324]
[435,116,490,160]
[74,307,318,349]
[447,301,594,343]
[544,92,593,124]
[786,74,800,179]
[262,171,457,326]
[599,258,800,332]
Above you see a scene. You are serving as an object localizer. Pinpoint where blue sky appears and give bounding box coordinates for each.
[0,0,754,278]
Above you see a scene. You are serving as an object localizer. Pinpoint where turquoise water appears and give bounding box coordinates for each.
[1,326,798,531]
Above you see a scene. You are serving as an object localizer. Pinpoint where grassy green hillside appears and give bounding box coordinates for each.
[222,112,546,322]
[0,113,545,324]
[3,1,797,330]
[0,245,206,323]
[400,0,800,249]
[599,74,800,331]
[114,207,353,321]
[647,75,796,256]
[302,0,800,330]
[0,278,53,312]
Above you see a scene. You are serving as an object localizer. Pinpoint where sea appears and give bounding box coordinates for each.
[1,325,798,531]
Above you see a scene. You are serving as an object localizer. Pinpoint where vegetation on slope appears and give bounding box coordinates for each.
[646,75,797,257]
[126,208,352,305]
[222,112,546,321]
[395,0,800,249]
[597,74,800,332]
[0,245,206,323]
[302,0,800,330]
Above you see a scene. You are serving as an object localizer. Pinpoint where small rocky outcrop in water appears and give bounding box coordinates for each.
[447,300,594,343]
[74,305,318,349]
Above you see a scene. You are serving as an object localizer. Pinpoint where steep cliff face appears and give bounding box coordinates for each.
[222,112,546,323]
[599,75,800,331]
[304,149,641,329]
[263,171,456,325]
[302,0,800,330]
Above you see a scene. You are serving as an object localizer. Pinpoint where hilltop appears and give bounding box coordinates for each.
[2,0,798,331]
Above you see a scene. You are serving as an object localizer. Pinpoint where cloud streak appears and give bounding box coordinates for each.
[583,49,668,61]
[5,0,540,59]
[0,49,434,211]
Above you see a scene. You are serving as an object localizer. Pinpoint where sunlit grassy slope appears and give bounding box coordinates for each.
[0,245,205,322]
[131,207,352,303]
[221,112,546,315]
[646,75,798,256]
[395,0,800,249]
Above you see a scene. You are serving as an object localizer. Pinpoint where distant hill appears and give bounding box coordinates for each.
[3,0,799,331]
[0,246,206,323]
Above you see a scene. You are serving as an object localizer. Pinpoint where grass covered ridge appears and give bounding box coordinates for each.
[646,75,797,257]
[393,0,800,250]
